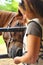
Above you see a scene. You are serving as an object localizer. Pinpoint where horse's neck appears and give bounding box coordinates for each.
[0,10,17,27]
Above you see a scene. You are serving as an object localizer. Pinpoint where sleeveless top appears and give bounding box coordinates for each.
[23,18,42,65]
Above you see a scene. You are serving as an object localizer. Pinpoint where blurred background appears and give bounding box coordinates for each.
[0,0,20,12]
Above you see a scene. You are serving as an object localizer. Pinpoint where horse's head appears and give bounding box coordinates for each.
[0,3,27,58]
[2,11,26,58]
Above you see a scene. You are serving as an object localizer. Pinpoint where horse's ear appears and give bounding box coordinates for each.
[18,10,23,16]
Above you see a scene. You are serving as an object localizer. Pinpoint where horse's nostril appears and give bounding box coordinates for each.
[16,49,22,56]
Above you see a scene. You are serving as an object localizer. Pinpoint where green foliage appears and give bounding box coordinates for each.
[0,35,5,44]
[0,0,19,12]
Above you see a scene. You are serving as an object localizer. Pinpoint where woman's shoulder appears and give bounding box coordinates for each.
[26,18,42,37]
[27,18,42,30]
[27,18,41,26]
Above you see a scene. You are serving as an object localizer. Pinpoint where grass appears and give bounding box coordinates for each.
[0,35,5,44]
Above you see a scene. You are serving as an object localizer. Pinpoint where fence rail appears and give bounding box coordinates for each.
[0,26,26,32]
[0,54,9,59]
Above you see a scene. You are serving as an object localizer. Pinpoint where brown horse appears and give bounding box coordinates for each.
[0,10,26,58]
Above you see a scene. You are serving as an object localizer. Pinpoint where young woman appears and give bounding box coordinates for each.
[14,0,43,65]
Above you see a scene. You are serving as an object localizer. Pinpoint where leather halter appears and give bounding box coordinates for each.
[6,14,25,52]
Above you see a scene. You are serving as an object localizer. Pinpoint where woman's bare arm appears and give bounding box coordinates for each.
[14,35,40,64]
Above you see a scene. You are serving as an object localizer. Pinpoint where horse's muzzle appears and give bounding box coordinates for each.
[8,45,22,58]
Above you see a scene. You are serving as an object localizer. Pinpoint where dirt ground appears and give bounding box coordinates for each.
[0,58,22,65]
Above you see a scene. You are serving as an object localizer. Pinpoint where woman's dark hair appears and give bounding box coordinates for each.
[19,0,43,17]
[29,0,43,17]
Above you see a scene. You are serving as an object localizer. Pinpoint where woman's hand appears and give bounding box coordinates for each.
[14,57,21,64]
